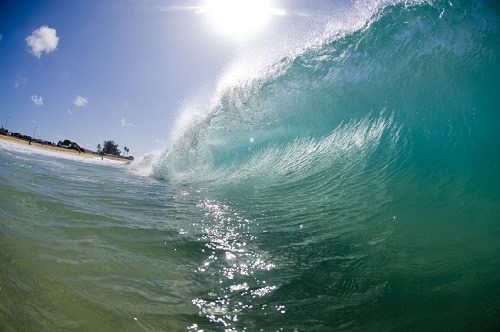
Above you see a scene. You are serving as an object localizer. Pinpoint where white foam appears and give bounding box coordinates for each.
[128,149,163,177]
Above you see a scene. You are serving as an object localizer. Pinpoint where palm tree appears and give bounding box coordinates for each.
[124,146,129,156]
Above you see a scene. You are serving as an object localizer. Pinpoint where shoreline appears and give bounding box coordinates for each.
[0,134,131,163]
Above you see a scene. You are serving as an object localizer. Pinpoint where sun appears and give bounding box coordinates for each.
[202,0,279,40]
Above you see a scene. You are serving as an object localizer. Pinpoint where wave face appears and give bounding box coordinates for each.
[153,0,500,330]
[156,0,499,188]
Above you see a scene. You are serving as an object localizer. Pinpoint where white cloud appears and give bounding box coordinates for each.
[74,95,88,107]
[67,109,73,115]
[121,118,135,128]
[26,25,59,58]
[31,94,43,107]
[15,76,28,88]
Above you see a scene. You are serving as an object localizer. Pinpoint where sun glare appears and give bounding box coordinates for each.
[202,0,281,40]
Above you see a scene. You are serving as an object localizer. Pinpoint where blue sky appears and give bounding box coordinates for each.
[0,0,342,156]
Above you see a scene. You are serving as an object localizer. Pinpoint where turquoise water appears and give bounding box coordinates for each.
[1,0,500,330]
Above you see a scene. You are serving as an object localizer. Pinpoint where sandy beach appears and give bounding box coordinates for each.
[0,134,131,163]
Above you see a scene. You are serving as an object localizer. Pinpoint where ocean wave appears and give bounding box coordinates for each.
[153,0,499,190]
